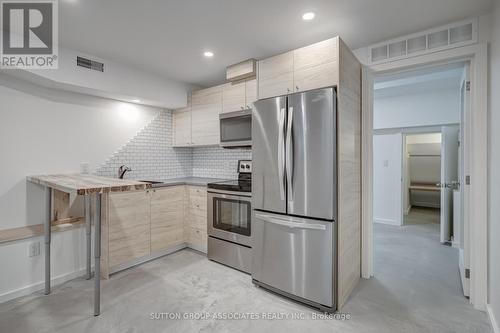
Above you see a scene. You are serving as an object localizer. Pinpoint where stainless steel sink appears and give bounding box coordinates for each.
[138,180,166,188]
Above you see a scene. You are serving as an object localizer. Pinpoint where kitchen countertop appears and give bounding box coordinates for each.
[27,174,151,195]
[145,177,230,188]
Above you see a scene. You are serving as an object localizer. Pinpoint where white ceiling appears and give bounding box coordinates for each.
[59,0,492,87]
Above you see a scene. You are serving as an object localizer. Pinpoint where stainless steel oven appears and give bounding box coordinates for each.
[219,109,252,148]
[207,189,251,247]
[207,160,252,273]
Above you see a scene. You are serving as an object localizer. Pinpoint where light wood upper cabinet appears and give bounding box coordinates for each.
[173,106,192,147]
[257,37,341,98]
[222,78,258,113]
[108,191,151,267]
[258,51,294,99]
[173,86,222,147]
[222,81,246,113]
[293,38,339,93]
[150,186,185,252]
[191,85,222,146]
[245,78,257,108]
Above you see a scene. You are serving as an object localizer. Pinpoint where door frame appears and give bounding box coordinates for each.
[361,43,488,310]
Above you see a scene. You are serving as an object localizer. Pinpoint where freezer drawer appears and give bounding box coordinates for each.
[251,211,335,307]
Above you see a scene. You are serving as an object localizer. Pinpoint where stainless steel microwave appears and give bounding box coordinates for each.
[219,109,252,148]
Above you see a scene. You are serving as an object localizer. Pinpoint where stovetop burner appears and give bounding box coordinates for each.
[207,179,251,193]
[208,160,252,193]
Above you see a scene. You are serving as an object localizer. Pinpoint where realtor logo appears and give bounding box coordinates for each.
[1,0,58,69]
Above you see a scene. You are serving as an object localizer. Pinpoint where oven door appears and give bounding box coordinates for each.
[207,190,252,247]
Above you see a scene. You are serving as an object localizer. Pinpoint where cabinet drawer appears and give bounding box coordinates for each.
[188,226,207,253]
[189,211,207,230]
[187,186,206,197]
[190,195,207,212]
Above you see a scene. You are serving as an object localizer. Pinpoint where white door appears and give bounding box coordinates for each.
[440,126,459,243]
[459,65,471,297]
[373,133,403,226]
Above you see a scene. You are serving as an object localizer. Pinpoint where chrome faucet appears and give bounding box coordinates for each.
[118,165,132,179]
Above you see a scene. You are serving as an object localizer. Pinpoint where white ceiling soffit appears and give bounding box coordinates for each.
[374,63,465,98]
[58,0,493,86]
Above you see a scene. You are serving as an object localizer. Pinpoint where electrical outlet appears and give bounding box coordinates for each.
[28,242,41,257]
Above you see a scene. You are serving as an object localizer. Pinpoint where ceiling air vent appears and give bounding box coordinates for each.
[77,56,104,72]
[368,18,477,65]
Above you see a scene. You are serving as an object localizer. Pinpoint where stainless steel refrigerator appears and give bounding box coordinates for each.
[251,87,337,311]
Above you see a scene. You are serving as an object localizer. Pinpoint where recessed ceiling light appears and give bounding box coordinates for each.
[132,99,141,103]
[302,12,315,21]
[203,51,214,58]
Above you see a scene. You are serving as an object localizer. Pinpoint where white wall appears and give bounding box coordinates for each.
[374,88,460,129]
[0,76,162,302]
[488,1,500,329]
[0,75,163,230]
[373,133,402,226]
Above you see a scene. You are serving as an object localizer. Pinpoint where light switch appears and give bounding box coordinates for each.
[383,160,389,167]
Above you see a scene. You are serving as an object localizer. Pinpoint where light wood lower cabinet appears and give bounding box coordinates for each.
[186,186,208,252]
[100,185,208,278]
[107,191,151,268]
[150,187,185,252]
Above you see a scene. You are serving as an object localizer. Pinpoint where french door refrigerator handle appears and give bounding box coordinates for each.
[255,213,326,230]
[278,107,286,200]
[286,106,294,201]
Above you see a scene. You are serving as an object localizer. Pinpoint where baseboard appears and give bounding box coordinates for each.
[0,242,207,304]
[374,217,400,226]
[186,242,207,254]
[487,304,500,333]
[411,201,440,208]
[404,205,412,215]
[0,268,87,304]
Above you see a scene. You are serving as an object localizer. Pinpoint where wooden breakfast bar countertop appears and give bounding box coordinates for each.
[27,174,151,195]
[25,173,150,316]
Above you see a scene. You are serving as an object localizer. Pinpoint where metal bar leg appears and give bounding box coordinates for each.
[85,195,91,279]
[94,193,102,316]
[44,187,52,295]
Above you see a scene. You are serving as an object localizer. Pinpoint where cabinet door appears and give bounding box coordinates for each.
[222,81,246,113]
[108,191,151,267]
[245,78,258,108]
[191,86,222,145]
[150,186,185,252]
[173,107,192,146]
[293,38,339,93]
[186,186,208,253]
[258,51,293,99]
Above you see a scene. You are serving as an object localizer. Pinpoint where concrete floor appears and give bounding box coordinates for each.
[404,206,440,225]
[0,221,492,333]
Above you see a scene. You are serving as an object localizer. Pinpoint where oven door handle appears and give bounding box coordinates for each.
[255,214,326,230]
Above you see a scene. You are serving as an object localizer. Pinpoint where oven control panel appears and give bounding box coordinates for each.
[238,160,252,173]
